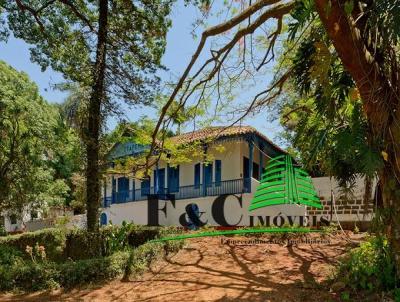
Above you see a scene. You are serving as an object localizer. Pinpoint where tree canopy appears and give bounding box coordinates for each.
[0,60,77,214]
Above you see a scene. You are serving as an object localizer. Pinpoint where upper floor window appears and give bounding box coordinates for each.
[168,165,180,193]
[204,163,213,187]
[194,163,201,189]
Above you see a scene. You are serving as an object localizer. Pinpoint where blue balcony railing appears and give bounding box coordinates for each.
[102,178,251,207]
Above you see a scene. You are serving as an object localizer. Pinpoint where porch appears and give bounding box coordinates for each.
[103,177,252,207]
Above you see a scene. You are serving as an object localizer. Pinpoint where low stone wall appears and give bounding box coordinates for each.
[310,176,376,230]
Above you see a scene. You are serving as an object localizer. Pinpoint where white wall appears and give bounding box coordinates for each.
[104,138,271,198]
[101,178,306,227]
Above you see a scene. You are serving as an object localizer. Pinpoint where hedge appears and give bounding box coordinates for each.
[0,251,129,291]
[0,225,181,261]
[0,239,184,291]
[0,228,66,261]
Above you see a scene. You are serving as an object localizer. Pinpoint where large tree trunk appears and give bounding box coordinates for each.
[315,0,400,274]
[85,0,108,232]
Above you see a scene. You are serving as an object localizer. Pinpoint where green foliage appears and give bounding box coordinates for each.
[0,225,6,236]
[0,228,67,262]
[0,251,129,291]
[0,225,181,262]
[0,245,24,267]
[336,236,398,292]
[124,239,184,279]
[58,251,129,288]
[0,227,184,291]
[278,23,383,188]
[1,0,174,105]
[0,61,71,212]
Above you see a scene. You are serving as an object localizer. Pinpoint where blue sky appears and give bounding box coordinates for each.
[0,2,284,144]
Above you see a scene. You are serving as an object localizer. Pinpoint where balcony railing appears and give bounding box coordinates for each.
[103,178,251,207]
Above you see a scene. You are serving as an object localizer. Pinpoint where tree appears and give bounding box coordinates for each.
[144,0,400,274]
[0,0,174,231]
[0,60,69,214]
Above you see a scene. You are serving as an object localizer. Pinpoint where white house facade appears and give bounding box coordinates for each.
[100,126,310,228]
[100,126,375,229]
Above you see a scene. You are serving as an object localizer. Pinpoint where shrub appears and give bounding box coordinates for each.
[0,245,24,266]
[123,238,184,279]
[0,224,181,262]
[0,226,7,236]
[59,251,130,288]
[0,228,66,261]
[336,236,397,292]
[0,227,185,291]
[0,261,60,291]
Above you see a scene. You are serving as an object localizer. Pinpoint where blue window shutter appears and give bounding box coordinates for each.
[215,160,221,186]
[131,179,135,201]
[204,163,213,187]
[194,163,201,188]
[168,165,180,193]
[112,177,116,204]
[117,177,129,202]
[176,165,180,190]
[141,178,150,196]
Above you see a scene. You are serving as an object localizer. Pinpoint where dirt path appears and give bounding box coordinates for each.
[0,233,365,302]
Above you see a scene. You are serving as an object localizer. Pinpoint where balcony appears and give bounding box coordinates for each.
[103,178,251,207]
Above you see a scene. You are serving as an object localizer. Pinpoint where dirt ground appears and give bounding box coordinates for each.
[0,232,368,302]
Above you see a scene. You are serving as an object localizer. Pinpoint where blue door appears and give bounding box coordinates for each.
[118,177,129,202]
[154,168,165,194]
[168,165,180,193]
[204,163,213,187]
[194,163,201,189]
[100,213,107,226]
[112,177,116,204]
[141,178,150,196]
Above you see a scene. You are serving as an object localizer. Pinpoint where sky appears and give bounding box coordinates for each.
[0,2,284,145]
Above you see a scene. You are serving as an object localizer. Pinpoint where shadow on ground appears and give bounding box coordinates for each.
[0,233,365,302]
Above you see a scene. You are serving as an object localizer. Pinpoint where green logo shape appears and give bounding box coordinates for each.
[249,155,322,211]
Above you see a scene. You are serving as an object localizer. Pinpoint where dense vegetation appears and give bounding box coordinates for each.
[0,224,183,291]
[0,61,82,217]
[0,0,399,297]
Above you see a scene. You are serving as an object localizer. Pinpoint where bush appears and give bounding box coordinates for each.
[59,251,130,288]
[123,238,184,279]
[336,236,398,292]
[0,228,66,261]
[0,245,25,267]
[0,251,129,291]
[0,226,185,292]
[0,224,181,262]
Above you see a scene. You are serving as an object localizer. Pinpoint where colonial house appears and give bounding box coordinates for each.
[101,126,307,228]
[101,125,375,230]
